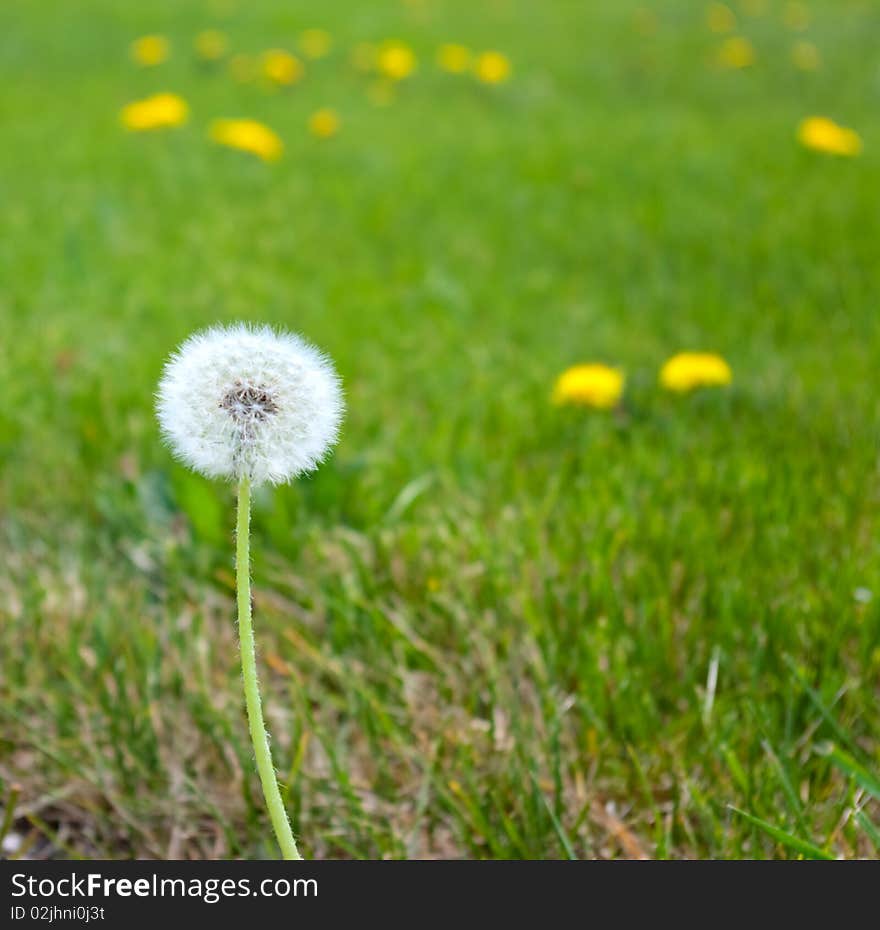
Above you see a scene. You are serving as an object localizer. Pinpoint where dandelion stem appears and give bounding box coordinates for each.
[236,475,302,860]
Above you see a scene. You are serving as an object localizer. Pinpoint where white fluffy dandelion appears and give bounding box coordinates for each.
[155,323,344,862]
[156,323,343,485]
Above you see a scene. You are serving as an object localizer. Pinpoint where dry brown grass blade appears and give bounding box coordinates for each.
[590,800,651,860]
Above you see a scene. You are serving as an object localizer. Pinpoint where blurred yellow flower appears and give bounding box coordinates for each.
[717,36,755,69]
[308,108,340,138]
[791,40,820,71]
[229,53,255,82]
[474,51,511,84]
[660,353,732,393]
[195,29,229,61]
[210,118,283,161]
[437,43,472,73]
[366,79,396,107]
[120,93,189,131]
[350,42,377,73]
[783,1,810,31]
[130,34,169,67]
[299,28,332,59]
[552,364,624,410]
[797,116,862,157]
[378,41,417,80]
[706,2,736,33]
[262,49,303,86]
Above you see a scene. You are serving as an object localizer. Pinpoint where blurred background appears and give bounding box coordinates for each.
[0,0,878,859]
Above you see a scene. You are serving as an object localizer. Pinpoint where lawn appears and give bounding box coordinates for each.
[0,0,878,859]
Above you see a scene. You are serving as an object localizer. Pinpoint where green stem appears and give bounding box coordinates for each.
[236,475,302,860]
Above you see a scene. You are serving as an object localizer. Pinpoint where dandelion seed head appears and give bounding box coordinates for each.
[156,324,344,485]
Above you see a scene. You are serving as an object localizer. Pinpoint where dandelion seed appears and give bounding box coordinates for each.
[195,29,229,61]
[474,50,511,84]
[717,36,756,69]
[299,28,332,60]
[660,353,732,393]
[131,34,169,67]
[436,43,472,74]
[797,116,862,157]
[120,93,189,131]
[156,324,343,861]
[552,364,624,410]
[210,118,284,161]
[308,108,340,138]
[262,49,304,86]
[378,40,417,80]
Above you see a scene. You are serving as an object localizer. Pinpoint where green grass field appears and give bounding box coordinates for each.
[1,0,878,859]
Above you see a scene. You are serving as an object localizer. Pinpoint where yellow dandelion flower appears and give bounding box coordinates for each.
[130,34,169,67]
[474,50,511,84]
[350,42,377,73]
[437,43,472,74]
[717,36,755,69]
[783,1,810,31]
[299,28,332,60]
[706,2,737,33]
[378,40,417,81]
[552,364,624,410]
[210,118,283,162]
[366,78,396,107]
[797,116,862,157]
[660,353,732,393]
[229,53,255,83]
[195,29,228,61]
[791,40,820,71]
[120,93,189,131]
[262,49,303,86]
[308,108,340,138]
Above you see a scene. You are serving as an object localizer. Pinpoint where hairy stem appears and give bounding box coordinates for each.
[236,475,302,860]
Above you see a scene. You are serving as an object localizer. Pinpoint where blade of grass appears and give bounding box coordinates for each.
[729,806,835,860]
[530,772,578,860]
[0,784,21,848]
[783,657,859,756]
[854,811,880,849]
[819,744,880,800]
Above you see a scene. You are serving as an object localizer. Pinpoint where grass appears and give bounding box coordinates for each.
[0,0,878,859]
